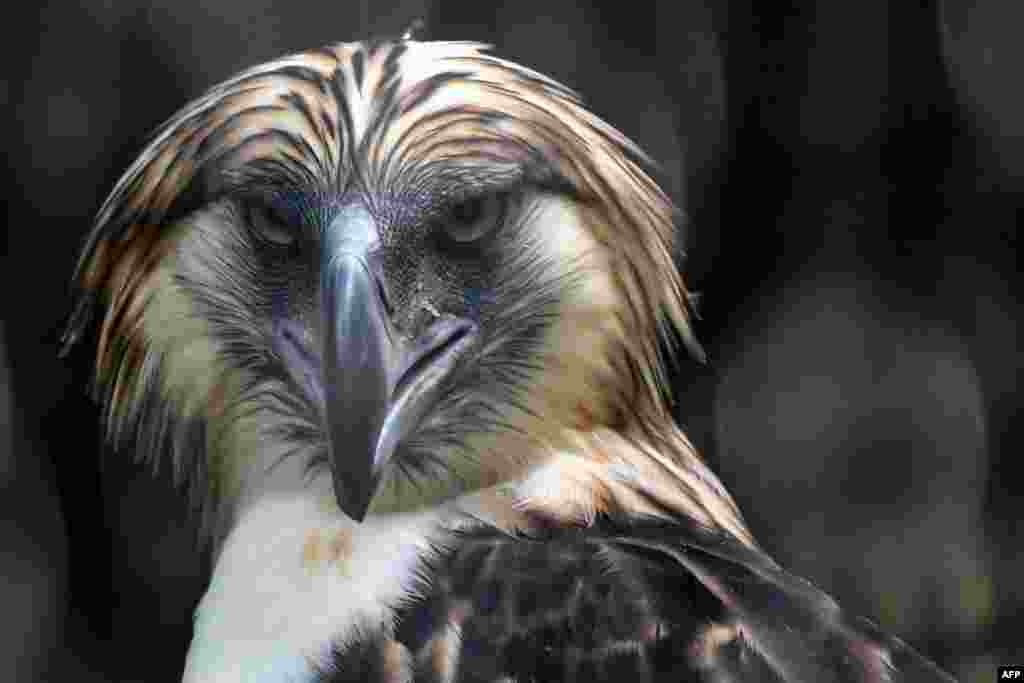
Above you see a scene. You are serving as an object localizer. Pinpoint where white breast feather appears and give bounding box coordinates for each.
[183,477,444,683]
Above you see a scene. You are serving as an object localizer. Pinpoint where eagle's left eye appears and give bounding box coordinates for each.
[442,193,508,244]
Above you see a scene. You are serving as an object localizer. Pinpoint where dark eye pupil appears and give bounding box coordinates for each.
[452,198,483,224]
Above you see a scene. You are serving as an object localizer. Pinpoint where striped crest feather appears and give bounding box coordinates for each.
[62,39,702,532]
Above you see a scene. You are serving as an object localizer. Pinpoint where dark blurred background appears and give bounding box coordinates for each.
[2,1,1020,681]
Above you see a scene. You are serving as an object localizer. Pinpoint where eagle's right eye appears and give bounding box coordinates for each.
[245,202,296,248]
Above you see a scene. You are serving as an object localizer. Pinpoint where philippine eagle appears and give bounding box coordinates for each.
[62,36,957,683]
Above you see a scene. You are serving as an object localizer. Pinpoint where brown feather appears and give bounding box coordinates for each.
[65,40,709,534]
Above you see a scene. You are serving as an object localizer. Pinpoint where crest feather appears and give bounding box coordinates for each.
[63,39,699,528]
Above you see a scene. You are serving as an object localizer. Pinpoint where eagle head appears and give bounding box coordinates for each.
[64,39,745,545]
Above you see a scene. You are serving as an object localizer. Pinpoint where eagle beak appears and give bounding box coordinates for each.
[321,205,476,522]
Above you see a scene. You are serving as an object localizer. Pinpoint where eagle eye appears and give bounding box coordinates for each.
[441,193,508,245]
[244,202,296,248]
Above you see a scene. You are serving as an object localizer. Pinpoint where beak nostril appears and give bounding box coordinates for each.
[364,251,394,318]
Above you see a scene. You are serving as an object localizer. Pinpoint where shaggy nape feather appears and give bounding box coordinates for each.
[62,39,724,541]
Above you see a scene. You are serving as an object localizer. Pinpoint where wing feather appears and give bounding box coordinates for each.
[358,517,958,683]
